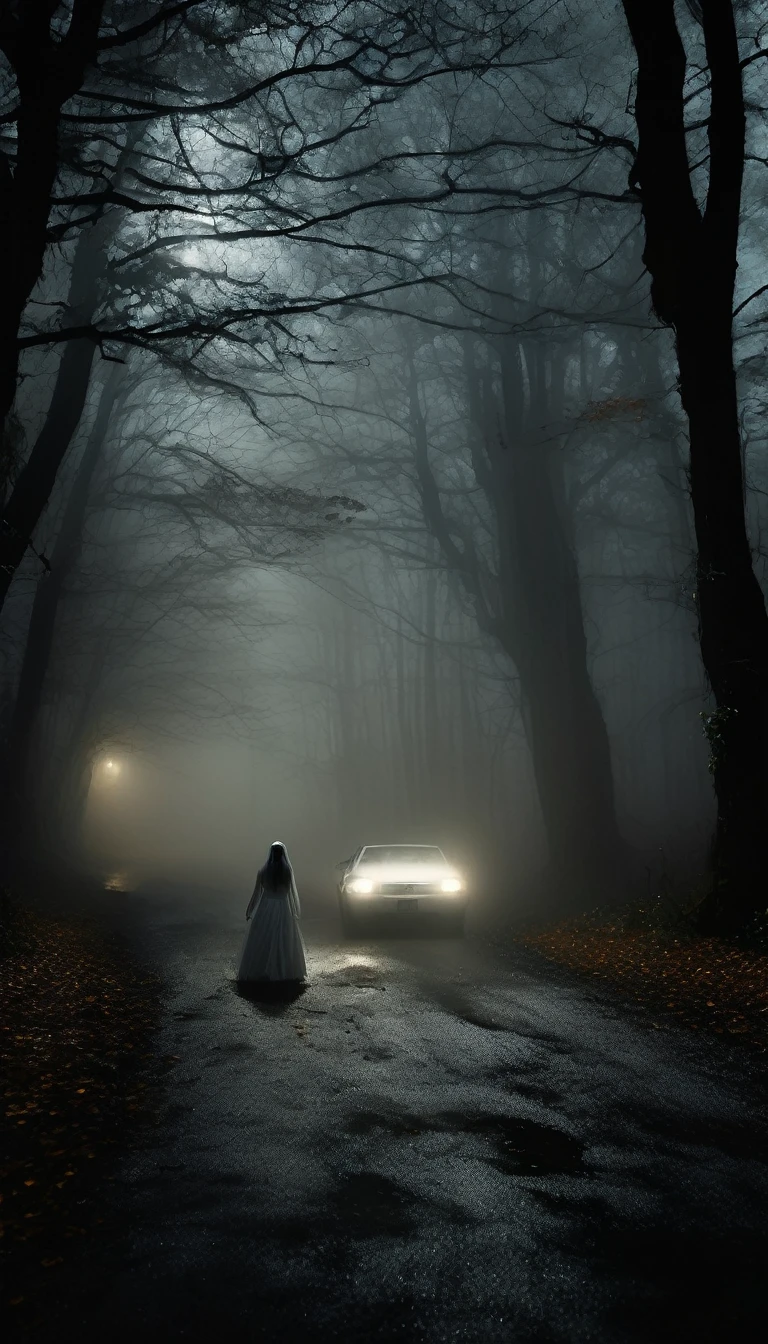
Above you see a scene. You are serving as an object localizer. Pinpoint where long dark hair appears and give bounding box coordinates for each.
[262,841,291,891]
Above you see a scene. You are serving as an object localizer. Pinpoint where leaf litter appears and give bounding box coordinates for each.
[1,895,160,1315]
[520,916,768,1051]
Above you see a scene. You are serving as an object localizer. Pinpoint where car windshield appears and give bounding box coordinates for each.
[358,846,446,867]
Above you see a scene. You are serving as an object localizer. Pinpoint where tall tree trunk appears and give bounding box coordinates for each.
[457,647,477,820]
[41,648,108,866]
[4,364,124,858]
[0,2,106,461]
[0,124,140,613]
[497,337,623,889]
[0,226,109,612]
[333,603,362,829]
[394,617,416,816]
[622,0,768,928]
[421,565,440,818]
[408,333,623,896]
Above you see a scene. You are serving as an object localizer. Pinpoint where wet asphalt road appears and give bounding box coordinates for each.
[44,889,768,1342]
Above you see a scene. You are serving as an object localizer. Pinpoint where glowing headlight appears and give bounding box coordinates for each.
[441,878,463,893]
[348,878,374,895]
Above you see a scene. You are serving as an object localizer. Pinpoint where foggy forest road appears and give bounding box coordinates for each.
[50,889,768,1343]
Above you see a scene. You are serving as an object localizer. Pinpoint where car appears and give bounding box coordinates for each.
[337,844,467,937]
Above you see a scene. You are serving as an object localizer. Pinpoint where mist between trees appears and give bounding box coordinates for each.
[1,1,767,930]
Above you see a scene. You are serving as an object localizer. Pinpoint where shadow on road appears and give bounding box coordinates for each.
[231,978,307,1012]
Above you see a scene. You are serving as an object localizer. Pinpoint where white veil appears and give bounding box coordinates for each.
[246,840,300,920]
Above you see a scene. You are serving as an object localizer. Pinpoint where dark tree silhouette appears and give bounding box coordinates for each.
[0,0,106,438]
[3,362,126,850]
[621,0,768,928]
[0,133,138,611]
[0,0,522,609]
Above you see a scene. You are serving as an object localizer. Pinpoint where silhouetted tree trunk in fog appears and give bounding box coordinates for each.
[457,651,478,818]
[45,647,107,863]
[0,1,105,461]
[408,332,623,893]
[495,336,623,887]
[622,0,768,928]
[0,229,104,609]
[421,565,441,817]
[0,130,138,614]
[327,605,364,829]
[455,640,497,842]
[4,364,124,857]
[393,612,421,818]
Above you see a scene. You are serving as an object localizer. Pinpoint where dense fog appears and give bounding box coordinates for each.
[2,0,767,928]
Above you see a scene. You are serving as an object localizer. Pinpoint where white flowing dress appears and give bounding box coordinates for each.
[236,862,307,983]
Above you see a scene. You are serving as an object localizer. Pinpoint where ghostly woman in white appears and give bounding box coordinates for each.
[236,841,307,983]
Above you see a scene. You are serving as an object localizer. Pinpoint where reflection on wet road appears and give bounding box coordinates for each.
[45,893,768,1342]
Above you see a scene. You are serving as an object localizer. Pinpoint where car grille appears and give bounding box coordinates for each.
[379,883,437,895]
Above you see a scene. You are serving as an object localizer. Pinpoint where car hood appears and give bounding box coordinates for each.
[353,864,452,883]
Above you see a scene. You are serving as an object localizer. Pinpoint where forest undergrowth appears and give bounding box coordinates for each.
[0,889,162,1328]
[518,889,768,1053]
